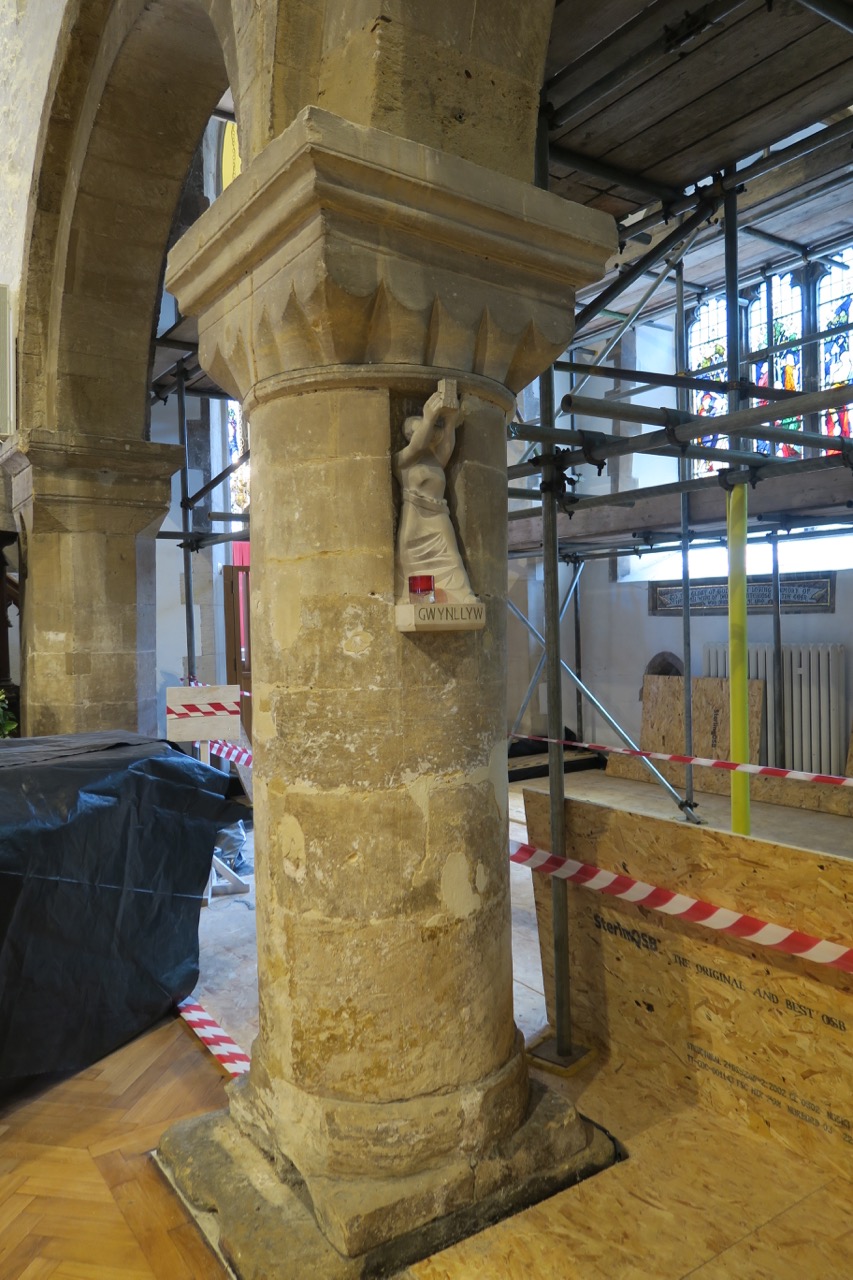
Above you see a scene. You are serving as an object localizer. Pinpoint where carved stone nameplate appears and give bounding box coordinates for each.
[396,602,486,632]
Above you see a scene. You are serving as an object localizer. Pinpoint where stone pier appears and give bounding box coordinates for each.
[158,107,616,1275]
[0,435,181,736]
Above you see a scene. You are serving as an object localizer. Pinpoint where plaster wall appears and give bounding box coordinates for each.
[575,559,853,752]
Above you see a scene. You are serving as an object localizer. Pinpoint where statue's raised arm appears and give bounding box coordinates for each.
[393,379,477,604]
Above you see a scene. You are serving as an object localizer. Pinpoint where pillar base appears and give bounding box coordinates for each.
[157,1080,616,1278]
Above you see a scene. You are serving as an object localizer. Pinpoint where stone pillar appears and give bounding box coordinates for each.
[0,434,182,735]
[160,107,615,1271]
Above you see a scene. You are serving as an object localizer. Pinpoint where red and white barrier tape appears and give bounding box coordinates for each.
[167,700,241,721]
[209,739,254,768]
[184,678,253,768]
[510,839,853,973]
[177,997,251,1075]
[512,734,853,790]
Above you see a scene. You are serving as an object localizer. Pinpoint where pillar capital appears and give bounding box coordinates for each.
[0,432,183,537]
[166,106,616,404]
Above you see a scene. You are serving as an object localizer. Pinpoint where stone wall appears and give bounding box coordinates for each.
[0,0,66,295]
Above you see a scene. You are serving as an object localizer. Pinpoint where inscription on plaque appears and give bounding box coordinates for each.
[649,571,835,616]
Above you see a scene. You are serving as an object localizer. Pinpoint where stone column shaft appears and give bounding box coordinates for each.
[164,105,615,1259]
[242,372,521,1183]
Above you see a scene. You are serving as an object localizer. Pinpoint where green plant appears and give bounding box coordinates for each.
[0,690,17,738]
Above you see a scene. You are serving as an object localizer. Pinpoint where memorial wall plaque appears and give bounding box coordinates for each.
[648,571,835,616]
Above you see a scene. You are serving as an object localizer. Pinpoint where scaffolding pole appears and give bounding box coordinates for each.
[770,531,785,769]
[728,482,751,833]
[724,173,750,835]
[534,106,584,1063]
[507,599,700,822]
[507,432,781,487]
[185,449,250,510]
[569,232,701,398]
[573,563,584,741]
[575,200,720,336]
[541,443,580,1059]
[675,261,695,809]
[555,359,798,403]
[176,368,197,683]
[509,564,583,738]
[556,383,853,455]
[794,0,853,35]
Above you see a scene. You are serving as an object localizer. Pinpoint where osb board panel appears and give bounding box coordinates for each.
[642,675,763,760]
[410,1106,851,1280]
[524,789,851,948]
[607,675,853,817]
[526,792,853,1175]
[731,767,853,818]
[607,674,762,794]
[524,770,853,859]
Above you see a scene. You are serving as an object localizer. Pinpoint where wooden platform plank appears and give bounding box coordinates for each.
[526,765,853,859]
[564,2,819,163]
[48,1263,154,1280]
[0,1189,36,1235]
[622,27,853,182]
[0,1234,53,1280]
[507,466,853,553]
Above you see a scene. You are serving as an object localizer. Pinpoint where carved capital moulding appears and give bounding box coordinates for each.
[0,433,183,537]
[165,106,617,404]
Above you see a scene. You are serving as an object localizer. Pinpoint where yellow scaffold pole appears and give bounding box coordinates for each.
[727,484,751,835]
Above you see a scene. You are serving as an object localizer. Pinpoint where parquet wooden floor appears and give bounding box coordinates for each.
[0,1017,230,1280]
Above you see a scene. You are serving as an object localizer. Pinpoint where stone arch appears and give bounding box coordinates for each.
[20,0,235,437]
[13,0,236,734]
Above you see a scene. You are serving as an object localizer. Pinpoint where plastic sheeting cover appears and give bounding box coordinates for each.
[0,736,246,1082]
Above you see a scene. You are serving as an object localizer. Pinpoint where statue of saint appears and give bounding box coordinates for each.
[393,381,477,603]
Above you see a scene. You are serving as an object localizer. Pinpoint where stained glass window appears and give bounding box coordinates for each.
[227,401,250,513]
[747,283,771,457]
[689,272,808,472]
[687,296,728,475]
[745,276,804,458]
[818,248,853,449]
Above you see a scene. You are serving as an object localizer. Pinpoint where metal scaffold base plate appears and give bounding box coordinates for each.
[526,1030,595,1078]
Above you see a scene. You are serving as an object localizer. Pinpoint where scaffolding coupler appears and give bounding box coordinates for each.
[678,796,703,823]
[716,465,761,492]
[538,449,578,493]
[574,430,608,475]
[662,407,691,454]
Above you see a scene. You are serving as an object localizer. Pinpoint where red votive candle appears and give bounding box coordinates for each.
[409,575,435,602]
